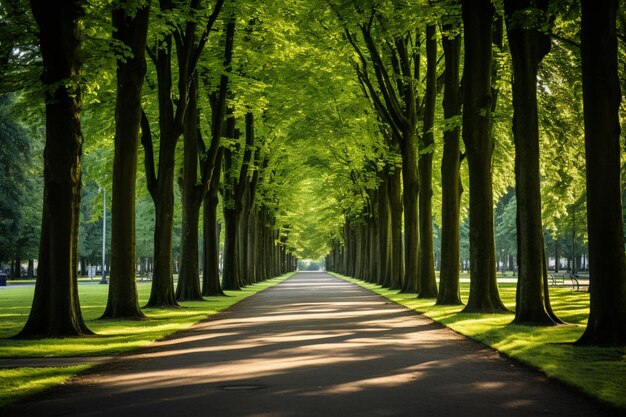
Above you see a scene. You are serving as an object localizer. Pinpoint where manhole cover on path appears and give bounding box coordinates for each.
[220,384,265,391]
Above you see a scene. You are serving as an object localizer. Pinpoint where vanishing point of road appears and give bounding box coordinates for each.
[7,272,619,417]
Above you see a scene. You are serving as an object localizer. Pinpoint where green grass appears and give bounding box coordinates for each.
[332,273,626,411]
[0,366,90,408]
[0,273,293,407]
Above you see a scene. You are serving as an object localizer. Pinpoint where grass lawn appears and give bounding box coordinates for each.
[332,273,626,411]
[0,273,293,407]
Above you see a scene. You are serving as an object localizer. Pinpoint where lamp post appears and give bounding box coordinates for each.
[100,185,108,284]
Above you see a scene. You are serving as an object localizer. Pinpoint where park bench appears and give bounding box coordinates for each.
[548,273,582,291]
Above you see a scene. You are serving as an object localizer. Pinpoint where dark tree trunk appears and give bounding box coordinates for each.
[461,0,508,313]
[505,0,557,325]
[237,112,256,286]
[400,128,419,294]
[200,17,234,296]
[102,1,150,319]
[342,223,350,276]
[554,239,559,273]
[388,164,404,289]
[18,0,92,337]
[222,205,239,290]
[238,188,251,285]
[368,214,378,283]
[222,116,241,290]
[144,0,224,307]
[144,29,180,308]
[437,14,463,306]
[417,24,438,299]
[377,170,391,287]
[245,155,260,283]
[27,259,34,278]
[577,0,626,346]
[14,257,21,278]
[260,219,267,279]
[176,75,204,301]
[202,149,225,296]
[246,208,258,283]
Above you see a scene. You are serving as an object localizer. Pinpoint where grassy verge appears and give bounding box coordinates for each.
[0,273,294,407]
[332,273,626,411]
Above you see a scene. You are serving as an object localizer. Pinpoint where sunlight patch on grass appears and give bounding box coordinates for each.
[0,365,90,408]
[333,273,626,411]
[0,274,292,357]
[0,274,293,408]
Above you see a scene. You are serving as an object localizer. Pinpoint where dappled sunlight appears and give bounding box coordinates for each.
[6,273,619,417]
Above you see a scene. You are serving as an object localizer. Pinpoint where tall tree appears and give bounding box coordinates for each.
[343,8,420,292]
[201,16,236,297]
[176,0,226,301]
[18,0,93,337]
[202,149,224,296]
[505,0,561,325]
[143,0,224,307]
[577,0,626,345]
[417,23,438,299]
[460,0,507,313]
[101,0,151,320]
[222,111,254,290]
[437,2,463,306]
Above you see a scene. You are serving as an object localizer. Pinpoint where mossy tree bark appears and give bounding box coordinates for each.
[577,0,626,346]
[461,0,508,313]
[102,0,150,319]
[18,0,92,338]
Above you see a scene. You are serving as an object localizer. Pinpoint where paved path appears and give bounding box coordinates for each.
[7,273,617,417]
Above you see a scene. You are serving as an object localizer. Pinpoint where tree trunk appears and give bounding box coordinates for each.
[237,112,255,286]
[222,117,241,290]
[199,16,235,295]
[144,30,180,308]
[377,170,391,287]
[246,208,257,283]
[176,74,203,301]
[437,16,463,306]
[577,0,626,346]
[505,0,557,325]
[222,205,239,290]
[27,259,34,278]
[144,0,226,306]
[417,24,438,299]
[388,164,404,289]
[554,239,559,273]
[102,1,150,319]
[202,149,225,296]
[400,130,419,294]
[461,0,507,313]
[238,188,251,285]
[18,0,92,337]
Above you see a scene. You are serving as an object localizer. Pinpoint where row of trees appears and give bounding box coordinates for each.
[325,0,626,346]
[1,0,625,346]
[3,0,302,337]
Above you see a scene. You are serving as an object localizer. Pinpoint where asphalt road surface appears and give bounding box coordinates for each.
[7,272,620,417]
